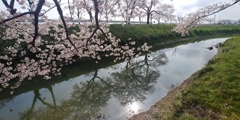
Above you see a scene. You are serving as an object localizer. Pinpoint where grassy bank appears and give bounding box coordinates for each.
[130,35,240,119]
[109,24,240,47]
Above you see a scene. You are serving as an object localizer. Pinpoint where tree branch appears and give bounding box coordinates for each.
[53,0,78,51]
[0,11,34,25]
[175,0,240,35]
[32,0,45,47]
[1,0,17,15]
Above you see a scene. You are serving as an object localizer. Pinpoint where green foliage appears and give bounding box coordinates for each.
[109,24,177,46]
[179,35,240,119]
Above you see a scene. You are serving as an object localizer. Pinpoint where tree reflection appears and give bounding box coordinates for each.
[4,52,168,119]
[18,85,70,120]
[111,52,168,106]
[61,69,112,119]
[0,99,11,110]
[18,70,112,120]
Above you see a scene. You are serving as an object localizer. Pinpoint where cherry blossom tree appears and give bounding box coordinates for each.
[137,12,145,24]
[117,0,140,24]
[98,0,119,22]
[0,0,151,93]
[138,0,159,24]
[203,15,216,24]
[174,0,240,35]
[176,14,184,24]
[153,3,175,24]
[164,4,175,23]
[78,0,94,22]
[137,0,175,25]
[65,0,85,24]
[0,0,239,94]
[218,19,234,24]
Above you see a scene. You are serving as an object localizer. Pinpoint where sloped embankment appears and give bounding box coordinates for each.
[110,24,240,48]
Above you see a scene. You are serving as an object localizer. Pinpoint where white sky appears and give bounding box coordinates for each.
[0,0,239,20]
[164,0,240,20]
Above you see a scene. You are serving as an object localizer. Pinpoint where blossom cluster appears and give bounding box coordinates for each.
[0,0,153,93]
[1,0,238,93]
[173,0,240,35]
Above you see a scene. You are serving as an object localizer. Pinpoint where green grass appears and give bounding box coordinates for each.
[109,24,175,40]
[109,24,240,48]
[109,24,240,40]
[176,35,240,119]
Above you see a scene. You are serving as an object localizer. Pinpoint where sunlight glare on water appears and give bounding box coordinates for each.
[129,102,140,113]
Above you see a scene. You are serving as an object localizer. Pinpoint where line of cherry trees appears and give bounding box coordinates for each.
[64,0,176,24]
[0,0,239,93]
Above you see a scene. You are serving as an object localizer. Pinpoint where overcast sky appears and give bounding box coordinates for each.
[164,0,240,20]
[0,0,239,20]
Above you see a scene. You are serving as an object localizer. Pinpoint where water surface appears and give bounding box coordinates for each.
[0,38,227,120]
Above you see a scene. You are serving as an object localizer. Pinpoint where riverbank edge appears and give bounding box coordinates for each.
[130,35,240,120]
[129,65,203,120]
[0,36,236,99]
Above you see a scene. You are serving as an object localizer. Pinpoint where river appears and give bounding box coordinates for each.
[0,38,228,120]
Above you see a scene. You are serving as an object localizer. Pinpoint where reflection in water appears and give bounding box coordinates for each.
[17,70,112,120]
[64,69,112,119]
[0,38,227,120]
[18,86,68,120]
[129,102,139,112]
[2,52,167,120]
[111,52,167,106]
[0,99,11,110]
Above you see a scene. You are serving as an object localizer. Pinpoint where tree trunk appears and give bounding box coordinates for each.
[139,16,141,24]
[88,10,93,22]
[126,18,131,24]
[147,11,150,24]
[77,12,81,24]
